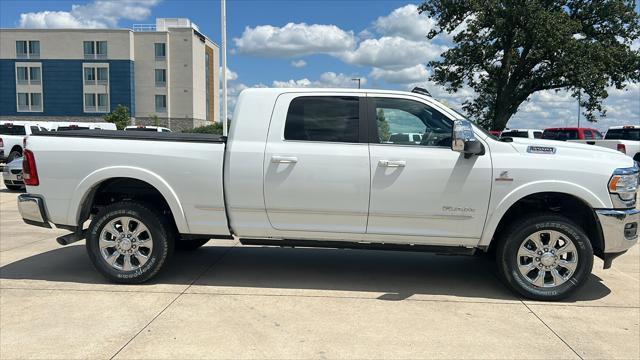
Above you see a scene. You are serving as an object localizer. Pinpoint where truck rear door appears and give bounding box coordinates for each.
[263,93,370,234]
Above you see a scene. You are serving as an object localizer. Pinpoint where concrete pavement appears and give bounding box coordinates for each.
[0,178,638,359]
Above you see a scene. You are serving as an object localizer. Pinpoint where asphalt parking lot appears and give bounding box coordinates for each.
[0,176,638,359]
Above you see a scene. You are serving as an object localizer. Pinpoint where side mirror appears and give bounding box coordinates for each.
[452,120,484,158]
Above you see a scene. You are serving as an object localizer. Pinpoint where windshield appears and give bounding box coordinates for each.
[0,125,26,135]
[605,128,640,141]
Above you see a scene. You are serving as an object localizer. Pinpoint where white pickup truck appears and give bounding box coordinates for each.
[571,125,640,163]
[17,88,639,300]
[0,122,48,163]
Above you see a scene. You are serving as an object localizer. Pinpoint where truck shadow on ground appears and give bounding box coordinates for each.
[0,243,611,302]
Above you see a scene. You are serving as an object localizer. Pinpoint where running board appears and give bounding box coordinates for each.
[239,238,476,256]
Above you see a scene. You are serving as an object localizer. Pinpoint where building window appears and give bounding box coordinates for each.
[155,95,167,113]
[29,67,41,84]
[97,93,109,112]
[85,93,96,110]
[97,67,109,84]
[16,41,39,58]
[84,41,107,58]
[96,41,107,58]
[84,67,96,84]
[154,43,166,59]
[17,92,43,112]
[16,67,28,84]
[155,69,166,86]
[16,41,27,57]
[17,93,29,111]
[30,93,42,111]
[29,41,40,57]
[83,41,94,57]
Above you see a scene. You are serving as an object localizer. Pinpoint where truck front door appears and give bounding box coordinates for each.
[365,95,492,242]
[263,93,370,234]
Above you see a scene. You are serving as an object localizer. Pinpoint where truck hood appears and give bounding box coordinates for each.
[507,137,634,167]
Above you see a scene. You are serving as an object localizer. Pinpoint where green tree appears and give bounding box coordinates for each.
[182,122,224,135]
[377,108,391,141]
[149,114,161,127]
[419,0,640,130]
[103,105,131,130]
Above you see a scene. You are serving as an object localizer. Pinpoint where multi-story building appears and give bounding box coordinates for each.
[0,18,219,130]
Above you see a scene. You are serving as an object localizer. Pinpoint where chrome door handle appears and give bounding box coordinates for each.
[379,160,406,167]
[271,155,298,164]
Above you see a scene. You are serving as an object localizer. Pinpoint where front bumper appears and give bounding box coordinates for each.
[17,194,51,228]
[596,208,639,259]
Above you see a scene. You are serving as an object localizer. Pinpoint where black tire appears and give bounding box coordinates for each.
[86,201,175,283]
[7,149,22,163]
[175,238,210,251]
[496,213,593,301]
[5,184,24,191]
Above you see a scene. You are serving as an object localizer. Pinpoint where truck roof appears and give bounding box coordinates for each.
[543,127,600,131]
[608,125,640,130]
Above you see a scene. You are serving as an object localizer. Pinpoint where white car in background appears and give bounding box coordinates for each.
[500,128,543,139]
[125,125,172,132]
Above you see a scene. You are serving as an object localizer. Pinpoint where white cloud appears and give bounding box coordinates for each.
[220,67,238,81]
[234,23,356,57]
[291,59,307,68]
[18,0,159,29]
[272,72,366,88]
[370,64,429,84]
[373,4,436,41]
[338,36,446,70]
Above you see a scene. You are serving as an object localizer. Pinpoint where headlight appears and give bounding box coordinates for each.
[609,166,639,207]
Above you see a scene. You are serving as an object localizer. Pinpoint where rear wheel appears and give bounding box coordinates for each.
[496,213,593,301]
[86,201,174,283]
[175,238,210,251]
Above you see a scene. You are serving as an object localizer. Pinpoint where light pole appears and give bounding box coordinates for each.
[351,78,361,89]
[221,0,228,136]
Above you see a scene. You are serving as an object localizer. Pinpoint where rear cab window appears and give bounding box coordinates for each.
[0,124,26,135]
[284,96,359,143]
[501,131,529,138]
[605,128,640,141]
[542,130,578,141]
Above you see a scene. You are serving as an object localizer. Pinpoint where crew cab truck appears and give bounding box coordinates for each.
[17,88,639,301]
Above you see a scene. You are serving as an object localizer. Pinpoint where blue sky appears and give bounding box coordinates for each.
[1,0,638,130]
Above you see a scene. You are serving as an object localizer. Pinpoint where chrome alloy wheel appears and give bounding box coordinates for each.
[517,230,578,288]
[98,216,153,271]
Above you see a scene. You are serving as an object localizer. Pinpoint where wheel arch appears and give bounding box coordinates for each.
[480,182,606,255]
[69,166,189,233]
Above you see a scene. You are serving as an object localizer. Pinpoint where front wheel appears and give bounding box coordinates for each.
[86,201,174,283]
[496,214,593,301]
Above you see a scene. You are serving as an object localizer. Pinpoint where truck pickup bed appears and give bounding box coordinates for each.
[16,88,640,301]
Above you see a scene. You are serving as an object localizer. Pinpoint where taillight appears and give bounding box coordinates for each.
[617,143,627,154]
[23,149,39,186]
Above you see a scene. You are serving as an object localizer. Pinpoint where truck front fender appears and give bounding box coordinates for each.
[479,180,607,248]
[68,166,189,233]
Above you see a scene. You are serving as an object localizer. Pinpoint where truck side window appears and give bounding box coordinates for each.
[284,96,359,143]
[534,131,542,139]
[373,98,452,147]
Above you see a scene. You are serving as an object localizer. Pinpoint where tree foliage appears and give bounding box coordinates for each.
[103,105,131,130]
[419,0,640,130]
[182,122,224,134]
[377,108,391,141]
